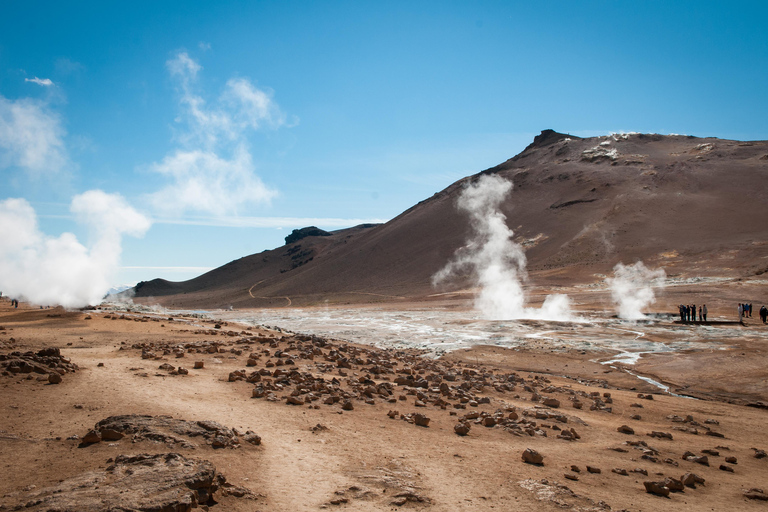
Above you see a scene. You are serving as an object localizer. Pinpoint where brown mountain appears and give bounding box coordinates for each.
[133,130,768,309]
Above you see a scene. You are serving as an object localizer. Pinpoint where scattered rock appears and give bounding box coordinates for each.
[643,480,670,497]
[680,472,705,488]
[522,448,543,465]
[744,488,768,501]
[413,414,430,427]
[454,423,470,436]
[617,425,635,435]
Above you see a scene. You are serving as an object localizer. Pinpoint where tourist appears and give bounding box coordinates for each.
[760,305,767,324]
[702,304,707,322]
[749,303,753,318]
[738,303,744,322]
[698,305,703,322]
[691,304,696,323]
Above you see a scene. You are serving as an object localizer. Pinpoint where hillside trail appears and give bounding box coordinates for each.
[248,280,292,306]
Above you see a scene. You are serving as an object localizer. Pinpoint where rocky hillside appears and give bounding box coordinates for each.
[133,130,768,308]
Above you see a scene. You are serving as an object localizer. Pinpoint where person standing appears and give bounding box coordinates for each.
[759,305,767,324]
[702,304,708,322]
[698,306,703,322]
[749,303,753,318]
[691,304,696,323]
[738,303,744,323]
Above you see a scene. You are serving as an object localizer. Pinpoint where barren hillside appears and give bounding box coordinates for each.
[133,130,768,309]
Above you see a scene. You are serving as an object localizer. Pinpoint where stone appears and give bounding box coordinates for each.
[753,448,767,459]
[725,456,737,464]
[522,448,543,465]
[243,433,262,445]
[542,398,560,408]
[612,468,629,476]
[663,477,684,492]
[564,473,578,481]
[586,466,601,474]
[454,423,470,436]
[744,489,768,501]
[82,429,101,444]
[177,367,189,375]
[482,416,496,427]
[680,472,704,488]
[413,414,430,427]
[648,431,673,440]
[719,464,734,472]
[48,372,62,384]
[644,480,670,497]
[194,361,204,369]
[286,396,304,405]
[617,425,635,435]
[341,400,354,411]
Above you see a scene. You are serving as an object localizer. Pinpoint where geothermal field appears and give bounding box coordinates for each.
[2,132,768,511]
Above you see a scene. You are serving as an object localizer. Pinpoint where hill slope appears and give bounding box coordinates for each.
[133,130,768,308]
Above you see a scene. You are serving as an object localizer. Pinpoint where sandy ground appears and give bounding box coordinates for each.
[1,297,768,511]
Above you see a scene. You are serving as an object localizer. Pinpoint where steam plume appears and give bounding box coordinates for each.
[432,174,572,320]
[0,191,151,308]
[607,261,666,320]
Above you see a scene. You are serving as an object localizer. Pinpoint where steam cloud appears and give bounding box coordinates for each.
[0,191,151,308]
[432,174,572,321]
[607,261,666,320]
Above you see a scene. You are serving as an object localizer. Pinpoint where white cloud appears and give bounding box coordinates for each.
[224,78,287,130]
[149,146,276,215]
[0,192,151,307]
[0,94,68,174]
[25,77,54,87]
[198,41,211,51]
[166,51,201,82]
[148,51,293,217]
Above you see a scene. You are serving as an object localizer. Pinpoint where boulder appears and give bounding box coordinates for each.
[413,414,430,427]
[643,481,670,497]
[617,425,635,435]
[522,448,543,465]
[454,423,470,436]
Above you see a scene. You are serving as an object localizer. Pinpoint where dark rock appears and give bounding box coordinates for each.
[10,453,235,511]
[454,423,470,436]
[522,448,543,465]
[644,480,670,497]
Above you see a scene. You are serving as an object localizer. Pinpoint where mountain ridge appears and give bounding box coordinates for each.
[133,130,768,309]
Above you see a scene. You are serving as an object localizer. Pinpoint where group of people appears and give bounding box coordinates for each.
[678,303,707,322]
[738,303,752,321]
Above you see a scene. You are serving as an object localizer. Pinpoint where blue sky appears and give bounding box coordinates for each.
[1,1,767,297]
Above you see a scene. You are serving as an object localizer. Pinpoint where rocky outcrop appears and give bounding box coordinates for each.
[9,453,253,511]
[80,415,259,449]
